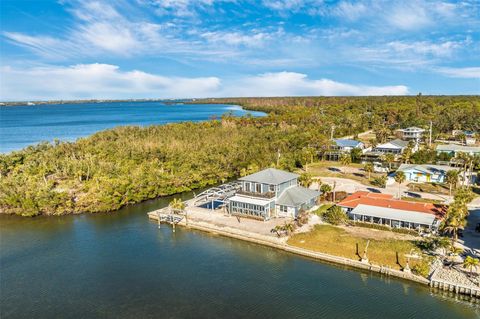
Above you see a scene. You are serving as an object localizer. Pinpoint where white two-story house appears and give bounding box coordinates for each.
[227,168,320,220]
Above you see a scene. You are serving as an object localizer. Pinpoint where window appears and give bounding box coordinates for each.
[280,205,288,213]
[244,182,250,192]
[256,183,261,193]
[269,184,275,192]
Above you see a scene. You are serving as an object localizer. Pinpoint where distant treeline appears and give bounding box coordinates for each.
[1,95,479,216]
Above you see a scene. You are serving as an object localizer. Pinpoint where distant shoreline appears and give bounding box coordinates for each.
[0,98,193,107]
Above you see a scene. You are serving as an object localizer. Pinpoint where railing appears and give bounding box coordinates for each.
[236,190,276,199]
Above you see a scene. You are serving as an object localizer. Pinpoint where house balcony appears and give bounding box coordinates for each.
[236,190,276,199]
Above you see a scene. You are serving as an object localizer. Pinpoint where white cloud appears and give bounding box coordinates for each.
[223,72,409,96]
[388,4,432,30]
[200,30,276,47]
[332,1,367,21]
[0,64,221,100]
[262,0,315,12]
[151,0,217,17]
[2,1,194,58]
[387,40,462,57]
[351,39,468,71]
[0,65,409,101]
[435,67,480,79]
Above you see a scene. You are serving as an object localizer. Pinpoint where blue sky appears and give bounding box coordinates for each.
[1,0,479,100]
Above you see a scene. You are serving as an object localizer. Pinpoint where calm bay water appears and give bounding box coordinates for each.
[1,194,478,319]
[0,101,264,153]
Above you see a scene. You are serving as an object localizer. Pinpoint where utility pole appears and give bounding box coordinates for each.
[429,121,432,147]
[276,148,281,167]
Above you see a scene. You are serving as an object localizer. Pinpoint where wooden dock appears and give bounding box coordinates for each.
[148,208,184,232]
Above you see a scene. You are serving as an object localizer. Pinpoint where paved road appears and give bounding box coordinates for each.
[460,208,480,256]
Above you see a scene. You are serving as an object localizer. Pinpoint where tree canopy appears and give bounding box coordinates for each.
[1,95,479,216]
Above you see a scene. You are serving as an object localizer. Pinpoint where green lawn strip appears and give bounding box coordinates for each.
[288,225,424,272]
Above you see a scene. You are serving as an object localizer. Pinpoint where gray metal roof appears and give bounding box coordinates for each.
[350,204,436,226]
[389,139,409,148]
[239,168,299,185]
[276,186,320,207]
[398,127,425,132]
[333,139,363,148]
[436,144,480,153]
[397,164,458,175]
[376,139,409,149]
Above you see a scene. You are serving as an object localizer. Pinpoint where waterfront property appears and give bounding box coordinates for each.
[396,164,459,183]
[337,191,446,232]
[373,139,411,154]
[436,144,480,156]
[396,127,425,142]
[228,168,320,220]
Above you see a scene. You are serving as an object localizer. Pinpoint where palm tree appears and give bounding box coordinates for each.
[456,152,473,186]
[436,237,451,256]
[445,169,459,196]
[394,171,406,199]
[320,183,332,200]
[299,172,313,188]
[364,162,374,179]
[282,222,295,235]
[401,147,412,164]
[454,186,475,206]
[169,198,187,224]
[350,148,362,163]
[340,153,351,174]
[270,225,283,237]
[169,198,185,212]
[383,153,395,170]
[442,216,464,242]
[463,256,479,277]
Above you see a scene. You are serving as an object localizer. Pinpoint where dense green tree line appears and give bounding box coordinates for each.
[1,96,479,216]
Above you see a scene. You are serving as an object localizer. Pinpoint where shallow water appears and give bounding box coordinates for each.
[1,194,478,319]
[0,101,264,153]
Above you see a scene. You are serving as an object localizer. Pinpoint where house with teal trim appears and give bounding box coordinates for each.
[396,164,459,183]
[227,168,320,220]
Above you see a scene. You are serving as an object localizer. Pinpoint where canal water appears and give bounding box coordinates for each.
[0,101,265,153]
[1,194,478,319]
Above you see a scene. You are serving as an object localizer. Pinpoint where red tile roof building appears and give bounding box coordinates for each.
[337,191,447,231]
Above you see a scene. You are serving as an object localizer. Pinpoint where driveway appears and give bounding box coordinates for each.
[459,208,480,256]
[313,176,452,202]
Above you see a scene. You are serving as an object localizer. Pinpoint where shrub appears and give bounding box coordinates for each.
[371,175,387,188]
[313,204,334,216]
[323,206,348,225]
[412,258,432,278]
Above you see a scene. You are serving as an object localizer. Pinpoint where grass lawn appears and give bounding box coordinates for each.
[303,161,384,186]
[407,182,449,195]
[288,224,422,271]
